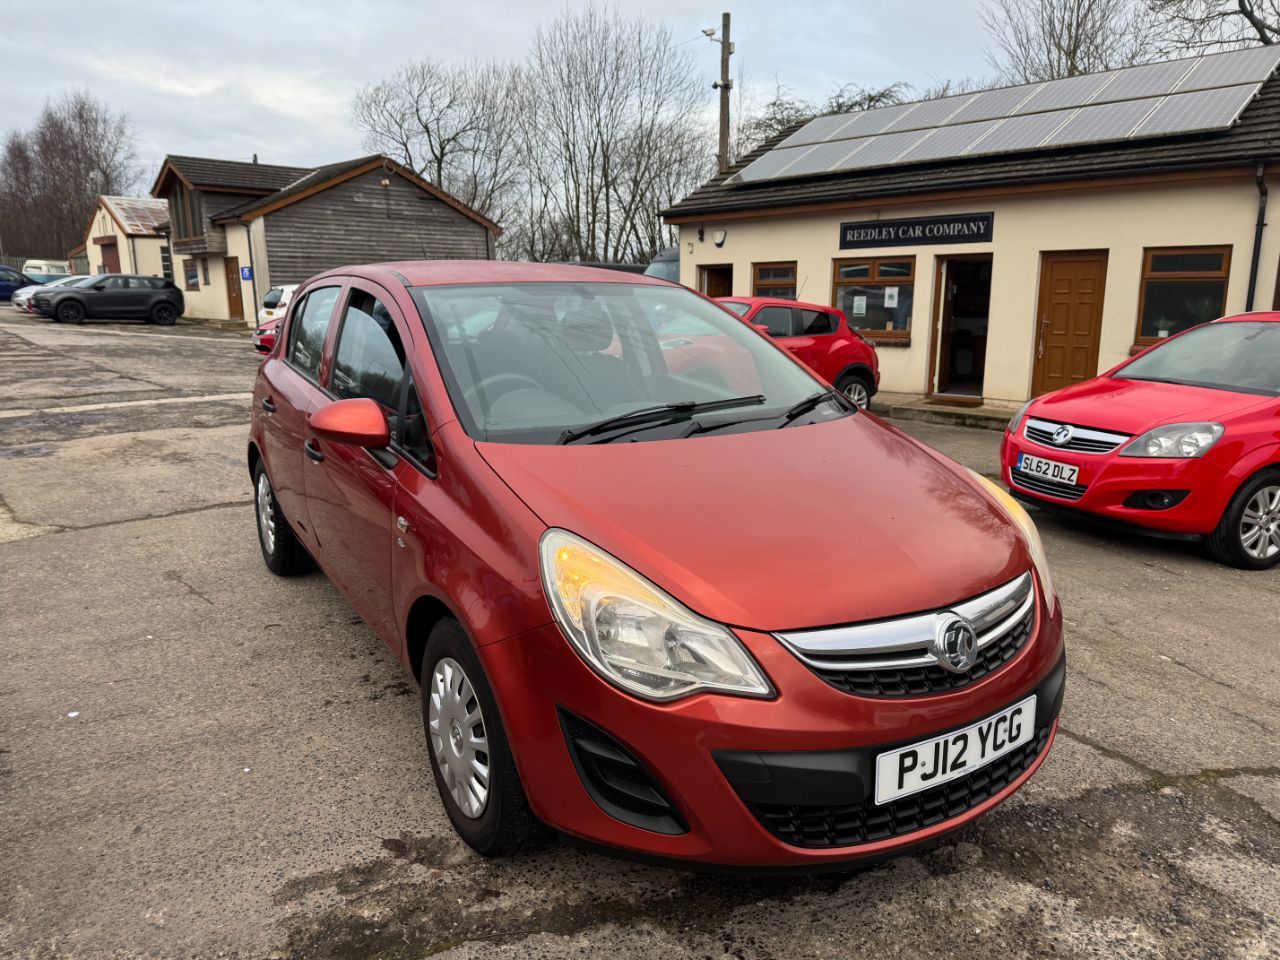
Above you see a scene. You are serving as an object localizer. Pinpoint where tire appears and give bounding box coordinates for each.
[252,460,313,576]
[837,371,873,409]
[1206,468,1280,570]
[421,619,548,857]
[56,300,85,324]
[149,302,177,325]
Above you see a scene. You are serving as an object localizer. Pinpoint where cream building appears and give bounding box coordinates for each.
[82,196,171,279]
[665,46,1280,407]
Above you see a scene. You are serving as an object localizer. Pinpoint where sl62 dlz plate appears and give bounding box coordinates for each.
[874,696,1037,805]
[1016,453,1078,486]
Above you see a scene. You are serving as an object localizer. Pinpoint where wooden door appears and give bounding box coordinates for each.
[1032,252,1108,396]
[101,242,120,273]
[699,265,733,297]
[224,257,244,322]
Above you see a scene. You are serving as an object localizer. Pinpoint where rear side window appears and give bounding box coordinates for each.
[287,286,340,379]
[799,309,836,335]
[755,306,796,337]
[96,276,129,290]
[331,289,407,408]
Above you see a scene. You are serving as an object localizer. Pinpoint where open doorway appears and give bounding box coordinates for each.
[698,264,733,297]
[932,255,992,399]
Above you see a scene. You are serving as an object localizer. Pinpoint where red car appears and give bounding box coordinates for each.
[1002,312,1280,569]
[249,261,1063,870]
[253,316,280,356]
[717,297,879,408]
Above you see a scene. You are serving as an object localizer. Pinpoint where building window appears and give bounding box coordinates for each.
[160,245,172,281]
[1137,246,1230,343]
[752,262,797,299]
[831,257,915,338]
[184,259,199,291]
[200,257,210,285]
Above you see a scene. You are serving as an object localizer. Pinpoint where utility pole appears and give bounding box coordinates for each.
[707,12,734,174]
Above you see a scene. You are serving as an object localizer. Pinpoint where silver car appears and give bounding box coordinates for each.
[12,275,88,313]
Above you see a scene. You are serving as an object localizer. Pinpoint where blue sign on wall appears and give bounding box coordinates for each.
[240,266,253,281]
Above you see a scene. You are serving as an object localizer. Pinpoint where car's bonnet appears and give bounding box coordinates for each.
[1031,375,1273,435]
[476,414,1029,632]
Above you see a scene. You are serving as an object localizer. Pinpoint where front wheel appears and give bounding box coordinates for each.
[837,371,873,409]
[56,301,85,324]
[421,619,548,857]
[253,461,313,575]
[1206,469,1280,569]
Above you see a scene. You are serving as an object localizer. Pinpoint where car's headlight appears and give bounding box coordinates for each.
[968,471,1057,615]
[1007,399,1034,434]
[539,529,773,702]
[1120,422,1223,458]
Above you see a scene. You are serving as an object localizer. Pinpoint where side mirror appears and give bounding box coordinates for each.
[308,398,390,449]
[93,283,106,291]
[751,323,775,337]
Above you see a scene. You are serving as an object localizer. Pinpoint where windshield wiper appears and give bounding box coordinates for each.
[557,395,766,444]
[776,389,846,428]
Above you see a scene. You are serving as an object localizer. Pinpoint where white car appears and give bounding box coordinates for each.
[22,259,72,277]
[12,275,88,313]
[257,284,297,325]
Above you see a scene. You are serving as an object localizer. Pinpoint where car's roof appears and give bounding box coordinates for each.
[312,260,676,288]
[717,296,837,312]
[1215,311,1280,323]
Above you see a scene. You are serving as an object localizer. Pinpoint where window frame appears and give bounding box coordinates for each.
[752,261,797,300]
[284,284,344,387]
[753,304,800,338]
[183,259,199,291]
[1135,245,1231,348]
[796,306,838,336]
[327,285,411,410]
[831,256,917,341]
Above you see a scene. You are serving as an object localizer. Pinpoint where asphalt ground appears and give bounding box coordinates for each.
[1,310,1277,960]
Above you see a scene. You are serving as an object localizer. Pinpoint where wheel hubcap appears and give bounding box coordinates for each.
[1239,484,1280,560]
[844,381,869,409]
[256,473,276,554]
[428,658,490,819]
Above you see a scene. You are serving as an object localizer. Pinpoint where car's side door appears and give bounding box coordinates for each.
[303,283,410,641]
[86,275,134,317]
[258,283,344,548]
[786,307,842,382]
[0,267,26,301]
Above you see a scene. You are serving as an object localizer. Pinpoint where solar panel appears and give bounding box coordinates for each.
[946,84,1042,124]
[1134,83,1260,137]
[736,144,815,182]
[896,119,1002,163]
[882,93,976,132]
[781,137,872,178]
[1042,97,1161,146]
[1176,44,1280,90]
[1011,72,1119,115]
[833,102,923,138]
[967,109,1075,155]
[837,130,932,170]
[778,114,860,149]
[1088,58,1197,103]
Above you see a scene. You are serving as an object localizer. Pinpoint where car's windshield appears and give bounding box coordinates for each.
[411,281,842,444]
[642,259,679,282]
[1115,321,1280,395]
[262,287,284,308]
[719,301,750,317]
[71,277,101,288]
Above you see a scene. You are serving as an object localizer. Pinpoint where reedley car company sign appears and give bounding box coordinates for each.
[840,213,994,249]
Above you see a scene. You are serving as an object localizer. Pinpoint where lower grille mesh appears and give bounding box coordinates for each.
[1011,468,1088,502]
[748,726,1051,848]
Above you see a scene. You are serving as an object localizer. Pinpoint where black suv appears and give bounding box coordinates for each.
[34,274,185,325]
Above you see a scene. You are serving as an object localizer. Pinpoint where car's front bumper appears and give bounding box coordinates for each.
[481,590,1064,870]
[1001,428,1231,535]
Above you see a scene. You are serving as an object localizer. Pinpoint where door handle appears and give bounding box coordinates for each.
[304,439,324,463]
[261,397,276,413]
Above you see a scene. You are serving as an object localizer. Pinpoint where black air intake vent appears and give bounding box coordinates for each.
[558,709,687,835]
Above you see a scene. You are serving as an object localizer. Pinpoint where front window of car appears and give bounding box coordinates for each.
[411,282,842,444]
[71,277,100,288]
[1115,321,1280,395]
[642,259,679,282]
[719,301,750,317]
[262,287,283,308]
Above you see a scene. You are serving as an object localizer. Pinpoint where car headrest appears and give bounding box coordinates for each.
[559,301,614,353]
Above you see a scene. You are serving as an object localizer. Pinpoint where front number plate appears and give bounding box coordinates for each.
[874,695,1037,805]
[1017,453,1078,486]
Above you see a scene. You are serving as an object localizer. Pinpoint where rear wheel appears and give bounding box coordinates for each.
[149,302,177,325]
[1207,469,1280,569]
[421,619,548,857]
[837,371,873,409]
[253,461,312,575]
[56,300,85,324]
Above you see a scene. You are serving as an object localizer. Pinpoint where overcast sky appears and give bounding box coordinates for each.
[0,0,994,184]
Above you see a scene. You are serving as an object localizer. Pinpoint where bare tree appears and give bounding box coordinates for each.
[982,0,1159,82]
[1146,0,1280,50]
[0,91,141,256]
[734,81,910,158]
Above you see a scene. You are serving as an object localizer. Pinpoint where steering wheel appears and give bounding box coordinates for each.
[463,373,543,409]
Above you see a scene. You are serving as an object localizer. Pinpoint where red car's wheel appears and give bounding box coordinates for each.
[1207,469,1280,570]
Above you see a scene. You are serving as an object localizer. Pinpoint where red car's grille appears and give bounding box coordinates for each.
[748,725,1050,848]
[1010,467,1088,502]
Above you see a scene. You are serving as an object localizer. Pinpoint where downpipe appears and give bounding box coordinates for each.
[1246,162,1267,312]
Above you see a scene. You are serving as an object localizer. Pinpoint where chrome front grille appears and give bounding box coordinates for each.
[1025,418,1128,455]
[777,573,1036,698]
